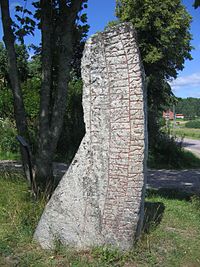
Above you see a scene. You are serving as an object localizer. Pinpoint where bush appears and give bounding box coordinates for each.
[148,132,200,169]
[185,120,200,129]
[148,133,181,169]
[0,118,18,153]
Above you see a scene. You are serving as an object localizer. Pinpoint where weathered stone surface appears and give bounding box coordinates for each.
[34,23,147,250]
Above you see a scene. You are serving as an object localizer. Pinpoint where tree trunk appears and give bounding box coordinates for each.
[0,0,29,139]
[35,0,54,192]
[0,0,32,191]
[35,0,83,194]
[1,0,84,196]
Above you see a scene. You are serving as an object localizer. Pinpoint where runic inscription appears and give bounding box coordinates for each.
[34,23,147,250]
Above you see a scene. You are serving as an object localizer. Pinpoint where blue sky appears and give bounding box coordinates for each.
[170,0,200,98]
[1,0,199,98]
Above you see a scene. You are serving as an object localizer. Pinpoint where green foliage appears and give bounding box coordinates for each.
[104,20,120,30]
[56,79,85,163]
[0,42,29,85]
[0,118,18,153]
[0,151,19,160]
[0,71,84,162]
[116,0,192,79]
[15,44,29,82]
[22,78,40,121]
[0,75,40,154]
[0,87,14,119]
[92,246,125,265]
[0,42,8,86]
[172,124,200,140]
[176,97,200,119]
[148,132,200,169]
[116,0,193,162]
[185,120,200,129]
[28,54,41,78]
[13,4,36,42]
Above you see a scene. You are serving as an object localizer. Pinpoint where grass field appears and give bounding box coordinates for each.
[173,127,200,140]
[1,172,200,266]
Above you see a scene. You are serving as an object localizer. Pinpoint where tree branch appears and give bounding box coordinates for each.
[0,0,28,138]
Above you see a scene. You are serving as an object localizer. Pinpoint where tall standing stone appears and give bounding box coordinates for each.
[34,23,147,250]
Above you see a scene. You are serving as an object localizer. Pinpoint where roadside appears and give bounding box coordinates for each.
[173,127,200,140]
[181,137,200,158]
[0,160,199,194]
[147,169,200,193]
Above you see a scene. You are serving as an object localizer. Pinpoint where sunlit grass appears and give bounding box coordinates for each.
[172,127,200,140]
[1,172,200,266]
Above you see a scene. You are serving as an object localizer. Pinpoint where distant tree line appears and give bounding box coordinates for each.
[175,98,200,119]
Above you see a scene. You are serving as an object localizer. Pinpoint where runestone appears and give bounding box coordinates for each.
[34,23,147,250]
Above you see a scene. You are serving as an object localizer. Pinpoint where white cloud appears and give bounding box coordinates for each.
[170,72,200,90]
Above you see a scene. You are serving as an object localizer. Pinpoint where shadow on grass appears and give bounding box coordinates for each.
[142,187,199,233]
[143,201,165,233]
[147,188,193,201]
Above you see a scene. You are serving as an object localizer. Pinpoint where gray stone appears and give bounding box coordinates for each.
[34,22,147,250]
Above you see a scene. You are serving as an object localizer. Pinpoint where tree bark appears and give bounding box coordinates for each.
[0,0,29,139]
[35,0,83,194]
[0,0,33,192]
[35,0,53,191]
[50,0,83,153]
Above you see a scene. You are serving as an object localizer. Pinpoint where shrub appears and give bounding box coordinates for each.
[185,120,200,129]
[0,118,18,153]
[148,132,200,169]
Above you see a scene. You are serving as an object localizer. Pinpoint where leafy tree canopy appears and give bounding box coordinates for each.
[116,0,193,153]
[116,0,193,113]
[116,0,193,80]
[0,42,29,85]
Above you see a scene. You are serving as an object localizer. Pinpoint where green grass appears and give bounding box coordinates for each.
[1,172,200,266]
[148,148,200,169]
[148,132,200,169]
[0,150,20,160]
[173,127,200,140]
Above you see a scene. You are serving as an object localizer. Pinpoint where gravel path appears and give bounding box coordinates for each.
[0,160,200,194]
